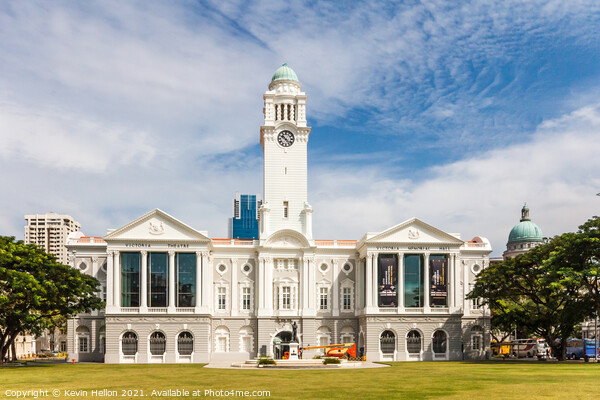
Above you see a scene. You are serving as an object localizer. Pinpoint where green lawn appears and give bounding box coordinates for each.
[1,361,598,400]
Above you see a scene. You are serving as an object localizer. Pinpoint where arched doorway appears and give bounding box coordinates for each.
[272,331,293,360]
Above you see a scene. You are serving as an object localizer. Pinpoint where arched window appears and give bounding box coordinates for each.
[380,330,396,354]
[317,326,331,355]
[239,326,254,353]
[340,326,355,344]
[406,330,421,354]
[122,332,138,356]
[149,332,166,356]
[76,326,90,353]
[432,330,447,354]
[215,326,230,352]
[177,332,194,356]
[471,325,483,351]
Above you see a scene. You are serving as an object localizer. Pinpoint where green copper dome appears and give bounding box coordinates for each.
[271,63,299,83]
[508,205,543,243]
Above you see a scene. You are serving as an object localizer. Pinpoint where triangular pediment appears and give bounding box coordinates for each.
[367,218,463,245]
[104,209,210,242]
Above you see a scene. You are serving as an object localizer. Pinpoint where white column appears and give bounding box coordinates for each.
[195,252,202,312]
[332,260,339,317]
[304,208,313,239]
[424,252,430,312]
[257,257,266,315]
[365,253,373,310]
[454,254,461,311]
[463,259,469,314]
[206,253,214,313]
[200,252,209,311]
[371,253,378,309]
[307,256,316,315]
[113,251,120,308]
[140,250,148,311]
[355,257,362,310]
[448,254,454,309]
[168,250,176,311]
[398,252,404,312]
[265,257,273,315]
[300,257,306,312]
[92,257,99,276]
[106,251,114,310]
[231,258,238,316]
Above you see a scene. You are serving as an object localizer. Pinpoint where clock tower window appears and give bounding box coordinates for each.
[283,201,289,219]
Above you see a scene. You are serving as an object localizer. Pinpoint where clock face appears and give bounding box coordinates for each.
[277,130,295,147]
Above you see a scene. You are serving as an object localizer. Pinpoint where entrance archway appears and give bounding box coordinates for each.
[272,331,294,360]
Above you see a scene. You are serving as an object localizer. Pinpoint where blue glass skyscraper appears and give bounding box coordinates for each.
[229,193,261,239]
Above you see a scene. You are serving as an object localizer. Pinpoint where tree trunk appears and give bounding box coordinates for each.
[11,340,17,362]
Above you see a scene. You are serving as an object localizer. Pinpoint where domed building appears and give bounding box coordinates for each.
[502,205,544,259]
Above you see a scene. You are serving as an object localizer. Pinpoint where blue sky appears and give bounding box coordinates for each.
[1,0,600,256]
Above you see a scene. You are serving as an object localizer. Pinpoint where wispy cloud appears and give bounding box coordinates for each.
[0,1,599,258]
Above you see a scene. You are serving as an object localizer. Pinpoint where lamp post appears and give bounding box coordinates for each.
[584,193,600,362]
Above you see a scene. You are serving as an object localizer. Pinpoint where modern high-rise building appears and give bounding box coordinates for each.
[24,212,81,264]
[229,193,261,239]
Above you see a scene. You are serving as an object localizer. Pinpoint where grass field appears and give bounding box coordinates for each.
[1,361,598,400]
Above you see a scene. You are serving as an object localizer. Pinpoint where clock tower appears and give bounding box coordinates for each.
[259,64,313,240]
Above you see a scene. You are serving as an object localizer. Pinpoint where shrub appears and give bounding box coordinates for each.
[257,356,276,366]
[323,357,341,365]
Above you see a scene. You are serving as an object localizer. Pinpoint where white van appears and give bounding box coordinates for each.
[512,339,550,359]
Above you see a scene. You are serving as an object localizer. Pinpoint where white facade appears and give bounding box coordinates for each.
[66,65,492,363]
[25,212,81,264]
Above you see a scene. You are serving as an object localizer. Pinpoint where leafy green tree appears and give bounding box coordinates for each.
[468,235,593,360]
[547,216,600,329]
[0,236,103,365]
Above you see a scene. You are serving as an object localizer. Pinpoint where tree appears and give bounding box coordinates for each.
[468,234,593,360]
[0,236,104,365]
[547,216,600,331]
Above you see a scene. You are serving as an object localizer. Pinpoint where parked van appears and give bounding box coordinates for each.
[512,338,550,359]
[566,339,598,360]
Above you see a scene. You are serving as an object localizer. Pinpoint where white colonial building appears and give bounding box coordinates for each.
[66,64,492,363]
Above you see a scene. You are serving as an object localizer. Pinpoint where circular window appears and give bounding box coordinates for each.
[78,262,87,271]
[241,264,252,275]
[471,264,482,275]
[342,263,353,274]
[319,263,329,273]
[217,264,228,274]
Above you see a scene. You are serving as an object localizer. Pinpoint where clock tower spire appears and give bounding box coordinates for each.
[259,64,312,241]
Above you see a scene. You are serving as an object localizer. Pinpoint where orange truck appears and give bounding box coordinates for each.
[301,343,356,358]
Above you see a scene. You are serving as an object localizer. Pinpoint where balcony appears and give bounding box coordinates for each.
[314,239,357,247]
[212,239,257,246]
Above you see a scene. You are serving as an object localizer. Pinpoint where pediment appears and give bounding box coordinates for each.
[104,209,210,242]
[367,218,463,245]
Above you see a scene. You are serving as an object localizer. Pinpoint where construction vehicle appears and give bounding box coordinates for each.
[301,343,357,358]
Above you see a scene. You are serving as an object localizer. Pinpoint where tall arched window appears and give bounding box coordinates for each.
[380,330,396,354]
[432,330,447,354]
[76,326,90,353]
[407,330,421,354]
[122,332,138,356]
[177,332,194,356]
[149,332,166,356]
[471,325,483,351]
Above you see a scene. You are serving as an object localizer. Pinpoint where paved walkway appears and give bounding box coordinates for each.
[204,359,389,370]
